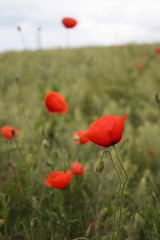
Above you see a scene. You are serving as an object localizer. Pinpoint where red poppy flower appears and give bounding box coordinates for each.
[73,130,89,144]
[44,169,72,189]
[118,45,124,49]
[44,91,67,114]
[140,53,147,59]
[62,17,77,28]
[135,63,143,70]
[86,114,127,147]
[155,47,160,54]
[146,147,154,158]
[71,161,85,175]
[1,126,19,139]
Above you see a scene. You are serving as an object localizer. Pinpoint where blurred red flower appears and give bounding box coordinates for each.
[140,53,147,59]
[118,45,124,49]
[44,169,72,189]
[1,126,19,139]
[73,130,89,144]
[146,147,154,158]
[44,91,67,114]
[155,47,160,54]
[136,63,143,70]
[85,114,127,147]
[62,17,77,28]
[71,161,85,175]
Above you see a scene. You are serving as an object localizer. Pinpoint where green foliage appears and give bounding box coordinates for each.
[0,44,160,239]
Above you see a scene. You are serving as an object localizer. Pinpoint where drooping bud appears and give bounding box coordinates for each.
[134,212,144,226]
[17,26,21,31]
[30,216,39,230]
[73,135,80,142]
[42,139,49,148]
[94,159,104,173]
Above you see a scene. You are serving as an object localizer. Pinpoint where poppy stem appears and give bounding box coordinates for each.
[15,77,31,132]
[17,29,25,49]
[101,149,122,240]
[15,77,41,146]
[112,145,128,240]
[13,137,22,157]
[29,229,34,240]
[66,29,69,48]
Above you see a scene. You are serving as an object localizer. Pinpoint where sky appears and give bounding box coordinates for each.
[1,0,160,51]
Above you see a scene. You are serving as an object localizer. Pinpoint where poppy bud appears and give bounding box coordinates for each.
[134,212,144,226]
[73,130,89,144]
[73,135,79,141]
[42,139,49,148]
[137,177,146,198]
[17,26,21,31]
[30,216,39,230]
[152,191,157,206]
[99,207,108,219]
[94,159,104,173]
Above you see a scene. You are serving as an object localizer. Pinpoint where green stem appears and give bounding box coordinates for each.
[12,138,25,196]
[112,145,128,240]
[4,216,8,240]
[15,77,44,163]
[15,77,31,132]
[15,77,42,148]
[101,149,122,240]
[30,229,34,240]
[13,137,22,157]
[1,195,9,240]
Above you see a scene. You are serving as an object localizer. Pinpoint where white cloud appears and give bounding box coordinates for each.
[0,0,160,51]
